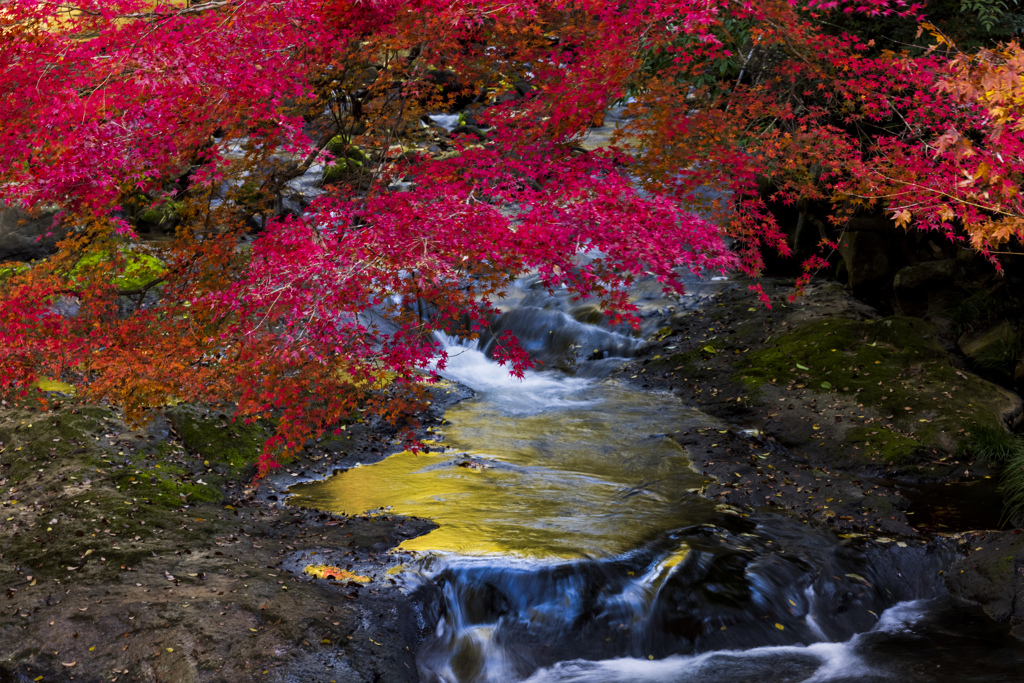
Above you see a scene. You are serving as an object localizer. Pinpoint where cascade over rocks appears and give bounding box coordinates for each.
[615,277,1024,640]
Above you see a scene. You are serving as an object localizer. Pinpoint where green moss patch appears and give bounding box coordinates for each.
[71,247,166,291]
[646,348,703,375]
[736,316,1015,459]
[113,461,222,509]
[0,406,226,578]
[0,262,31,284]
[168,406,269,474]
[137,199,183,229]
[843,425,922,464]
[322,139,369,184]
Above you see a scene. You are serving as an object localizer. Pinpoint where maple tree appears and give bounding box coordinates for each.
[0,0,1020,475]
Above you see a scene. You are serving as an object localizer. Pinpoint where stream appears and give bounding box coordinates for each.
[289,285,1024,682]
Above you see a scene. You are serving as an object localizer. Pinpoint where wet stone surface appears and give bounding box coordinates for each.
[0,384,471,682]
[616,278,1024,639]
[616,280,1016,535]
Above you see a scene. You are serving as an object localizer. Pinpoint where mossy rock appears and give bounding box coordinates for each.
[647,348,703,375]
[843,425,922,465]
[736,316,1022,460]
[71,247,166,291]
[137,199,183,230]
[0,406,219,577]
[167,406,270,474]
[113,456,223,509]
[0,262,30,284]
[0,406,110,481]
[322,138,369,184]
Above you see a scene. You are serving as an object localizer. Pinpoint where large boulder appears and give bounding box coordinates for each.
[893,258,963,317]
[959,321,1020,382]
[837,218,902,298]
[0,205,66,262]
[946,531,1024,639]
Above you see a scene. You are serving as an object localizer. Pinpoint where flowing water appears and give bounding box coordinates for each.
[289,287,1024,682]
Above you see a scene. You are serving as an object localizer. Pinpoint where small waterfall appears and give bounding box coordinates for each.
[409,519,964,683]
[450,270,673,377]
[433,334,597,415]
[290,274,1024,683]
[476,306,645,377]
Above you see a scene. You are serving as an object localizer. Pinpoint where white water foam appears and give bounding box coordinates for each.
[433,334,597,415]
[522,642,871,683]
[428,113,461,131]
[870,598,928,633]
[518,600,933,683]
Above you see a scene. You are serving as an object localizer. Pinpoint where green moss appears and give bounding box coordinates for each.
[115,467,222,509]
[322,139,368,185]
[844,425,922,464]
[647,349,703,375]
[0,262,30,284]
[0,406,226,578]
[1,416,133,570]
[992,552,1016,576]
[0,408,112,482]
[137,199,183,228]
[740,317,944,386]
[736,316,1011,457]
[71,248,166,291]
[168,406,268,473]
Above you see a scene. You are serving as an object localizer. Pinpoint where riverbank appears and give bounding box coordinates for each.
[6,277,1024,683]
[615,278,1024,637]
[0,383,471,683]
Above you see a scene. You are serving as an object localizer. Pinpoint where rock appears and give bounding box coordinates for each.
[893,258,963,317]
[946,531,1024,630]
[450,124,488,140]
[322,142,370,185]
[837,219,900,296]
[959,321,1019,378]
[513,80,535,98]
[167,404,268,473]
[0,204,66,262]
[136,199,182,233]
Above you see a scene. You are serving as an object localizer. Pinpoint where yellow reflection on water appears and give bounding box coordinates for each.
[290,385,714,559]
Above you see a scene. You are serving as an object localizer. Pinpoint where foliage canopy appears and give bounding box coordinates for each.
[1,0,1022,474]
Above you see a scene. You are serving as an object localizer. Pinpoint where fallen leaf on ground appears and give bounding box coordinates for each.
[304,564,370,583]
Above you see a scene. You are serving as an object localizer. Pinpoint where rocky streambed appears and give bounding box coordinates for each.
[3,278,1024,682]
[0,386,470,683]
[617,278,1024,639]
